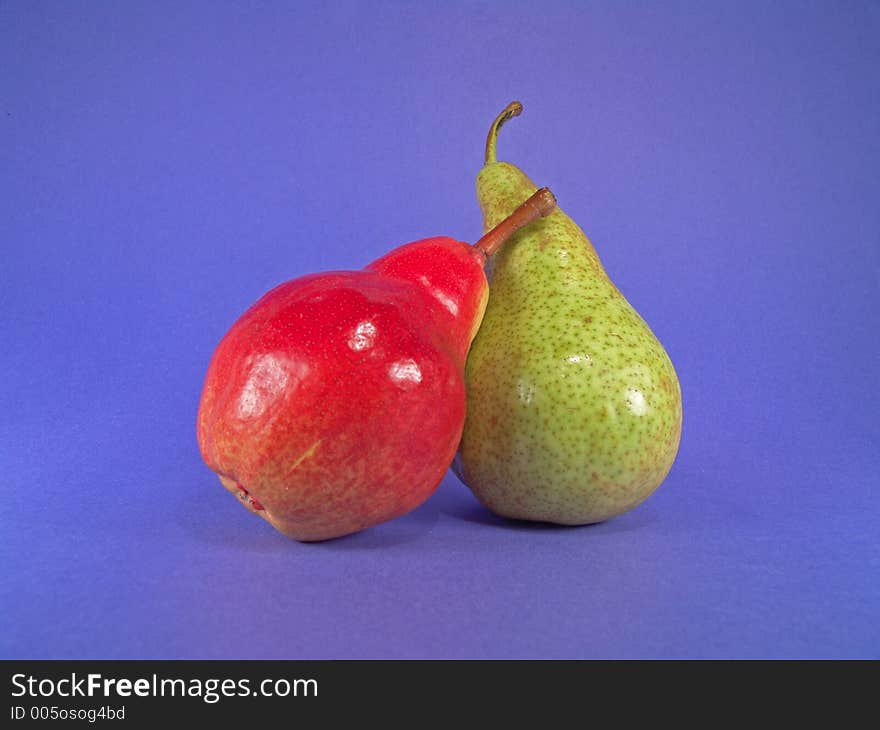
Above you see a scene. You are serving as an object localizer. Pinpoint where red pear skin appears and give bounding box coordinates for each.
[197,241,485,542]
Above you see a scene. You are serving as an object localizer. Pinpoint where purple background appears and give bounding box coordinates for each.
[2,1,878,659]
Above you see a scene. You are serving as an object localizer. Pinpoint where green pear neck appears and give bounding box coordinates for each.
[476,161,604,276]
[476,162,540,232]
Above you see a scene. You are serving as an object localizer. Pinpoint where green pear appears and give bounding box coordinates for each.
[456,102,682,524]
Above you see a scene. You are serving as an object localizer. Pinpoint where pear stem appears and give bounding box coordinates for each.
[485,101,523,165]
[473,187,556,257]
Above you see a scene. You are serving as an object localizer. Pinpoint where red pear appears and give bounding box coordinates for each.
[197,188,556,541]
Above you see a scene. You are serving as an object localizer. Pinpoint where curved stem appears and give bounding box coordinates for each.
[473,187,557,257]
[484,101,523,165]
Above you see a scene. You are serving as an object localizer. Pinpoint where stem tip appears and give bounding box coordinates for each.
[485,101,524,165]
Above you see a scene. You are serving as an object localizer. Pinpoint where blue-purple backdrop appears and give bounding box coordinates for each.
[2,1,878,658]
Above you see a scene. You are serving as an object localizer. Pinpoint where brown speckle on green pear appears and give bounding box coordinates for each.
[457,102,683,525]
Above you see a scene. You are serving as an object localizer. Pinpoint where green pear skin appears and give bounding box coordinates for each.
[457,103,682,524]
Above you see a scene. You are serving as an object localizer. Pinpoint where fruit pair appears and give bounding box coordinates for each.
[197,103,682,541]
